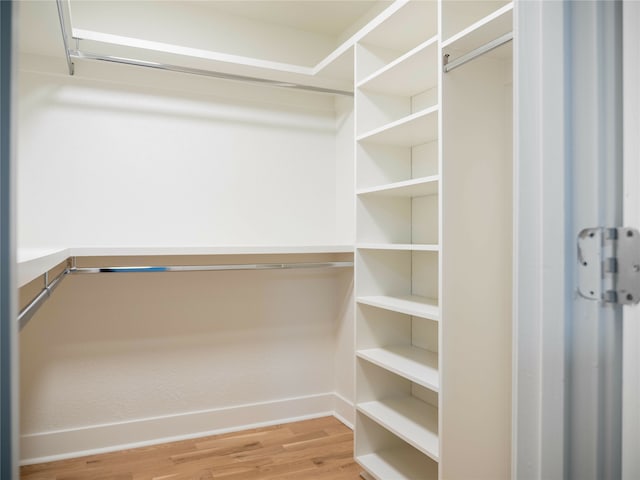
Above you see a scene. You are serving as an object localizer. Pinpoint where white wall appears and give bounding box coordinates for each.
[17,50,355,460]
[20,263,353,461]
[18,55,346,249]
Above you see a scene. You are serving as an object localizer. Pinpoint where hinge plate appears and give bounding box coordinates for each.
[578,227,640,305]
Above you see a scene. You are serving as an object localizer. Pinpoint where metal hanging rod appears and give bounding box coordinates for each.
[56,0,74,75]
[443,32,513,73]
[71,261,354,274]
[69,51,354,97]
[18,259,353,331]
[55,1,352,97]
[18,266,70,331]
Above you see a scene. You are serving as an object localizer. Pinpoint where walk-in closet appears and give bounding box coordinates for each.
[12,1,514,478]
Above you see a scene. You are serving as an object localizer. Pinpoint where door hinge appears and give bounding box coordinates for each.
[578,227,640,305]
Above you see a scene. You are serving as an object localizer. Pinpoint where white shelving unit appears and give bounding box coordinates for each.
[355,1,514,478]
[354,0,441,478]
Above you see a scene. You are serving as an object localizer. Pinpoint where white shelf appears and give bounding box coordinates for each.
[357,107,438,147]
[17,245,354,288]
[359,0,438,52]
[358,396,439,461]
[358,37,439,97]
[17,248,71,287]
[442,2,513,59]
[357,445,438,480]
[357,176,439,198]
[357,244,439,252]
[357,295,439,321]
[69,245,354,256]
[357,345,439,392]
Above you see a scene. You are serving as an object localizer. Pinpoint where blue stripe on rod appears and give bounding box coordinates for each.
[99,267,169,273]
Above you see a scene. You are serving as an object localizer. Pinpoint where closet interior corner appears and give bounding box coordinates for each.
[16,1,514,478]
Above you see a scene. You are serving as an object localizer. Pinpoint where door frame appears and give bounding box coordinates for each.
[0,0,18,477]
[514,1,623,479]
[623,1,640,478]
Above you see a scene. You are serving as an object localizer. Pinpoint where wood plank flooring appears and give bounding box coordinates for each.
[20,416,362,480]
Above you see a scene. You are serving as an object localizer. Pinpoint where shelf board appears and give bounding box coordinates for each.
[17,248,71,288]
[358,396,439,461]
[357,36,438,97]
[357,295,439,321]
[357,175,439,198]
[356,445,438,480]
[69,245,354,256]
[359,0,438,52]
[357,345,439,392]
[357,244,439,252]
[17,245,354,287]
[442,2,513,60]
[357,107,438,147]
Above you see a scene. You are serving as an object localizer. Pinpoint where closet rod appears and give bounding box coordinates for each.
[443,32,513,73]
[68,51,354,96]
[56,0,74,75]
[18,260,353,329]
[70,261,354,274]
[18,267,70,331]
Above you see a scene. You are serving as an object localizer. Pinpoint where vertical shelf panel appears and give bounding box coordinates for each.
[354,2,442,478]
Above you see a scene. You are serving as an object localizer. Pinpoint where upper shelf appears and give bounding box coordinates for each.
[358,0,438,52]
[442,2,513,59]
[357,36,439,98]
[40,0,443,96]
[441,0,511,45]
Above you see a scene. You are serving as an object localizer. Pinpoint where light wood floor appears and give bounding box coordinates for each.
[20,416,362,480]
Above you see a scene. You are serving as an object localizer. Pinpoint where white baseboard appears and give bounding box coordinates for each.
[332,391,355,429]
[21,392,354,465]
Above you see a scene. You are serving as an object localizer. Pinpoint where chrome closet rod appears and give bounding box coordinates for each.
[70,261,354,274]
[18,267,70,331]
[18,260,353,330]
[69,51,354,96]
[443,32,513,73]
[56,0,74,75]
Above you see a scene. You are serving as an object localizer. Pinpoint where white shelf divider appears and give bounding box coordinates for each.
[357,243,439,252]
[357,106,439,147]
[357,36,439,97]
[357,295,439,321]
[357,175,439,198]
[357,345,439,392]
[358,396,439,461]
[357,445,438,480]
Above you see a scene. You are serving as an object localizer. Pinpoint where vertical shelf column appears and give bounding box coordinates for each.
[353,1,440,479]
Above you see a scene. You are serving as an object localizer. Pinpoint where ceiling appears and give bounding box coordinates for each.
[192,1,382,37]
